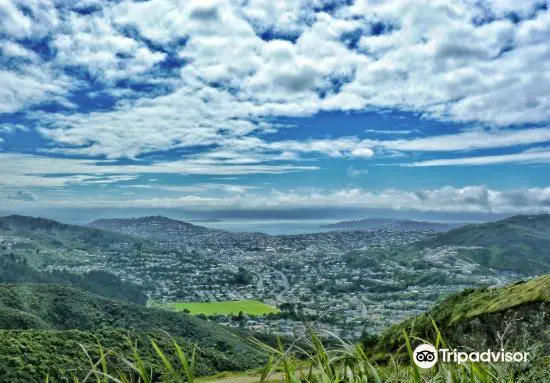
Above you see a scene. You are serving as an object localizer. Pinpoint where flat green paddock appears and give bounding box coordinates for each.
[163,300,280,316]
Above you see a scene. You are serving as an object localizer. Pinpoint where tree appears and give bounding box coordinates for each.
[232,267,254,285]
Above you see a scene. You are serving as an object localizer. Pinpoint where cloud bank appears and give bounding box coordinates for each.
[3,185,550,215]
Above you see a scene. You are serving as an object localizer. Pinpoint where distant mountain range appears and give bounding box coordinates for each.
[7,213,550,277]
[322,218,468,232]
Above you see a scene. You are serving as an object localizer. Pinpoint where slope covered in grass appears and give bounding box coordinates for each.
[372,275,550,354]
[439,275,550,324]
[0,329,260,383]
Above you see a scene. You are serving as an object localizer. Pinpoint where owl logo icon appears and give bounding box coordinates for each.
[413,344,438,368]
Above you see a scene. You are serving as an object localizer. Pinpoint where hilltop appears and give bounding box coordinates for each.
[0,283,266,382]
[322,218,466,232]
[89,215,216,239]
[418,214,550,274]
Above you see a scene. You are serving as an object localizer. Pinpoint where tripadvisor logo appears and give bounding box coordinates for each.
[413,344,529,369]
[413,344,438,369]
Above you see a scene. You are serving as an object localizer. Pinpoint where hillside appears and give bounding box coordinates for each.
[0,283,266,382]
[89,215,216,239]
[418,214,550,274]
[0,254,146,304]
[371,274,550,355]
[322,218,466,232]
[0,215,152,303]
[0,214,154,254]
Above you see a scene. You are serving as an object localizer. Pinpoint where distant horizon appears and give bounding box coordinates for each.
[1,206,511,226]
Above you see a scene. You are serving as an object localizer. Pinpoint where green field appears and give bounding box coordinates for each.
[163,300,280,316]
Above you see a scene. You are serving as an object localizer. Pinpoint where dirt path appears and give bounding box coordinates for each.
[200,372,284,383]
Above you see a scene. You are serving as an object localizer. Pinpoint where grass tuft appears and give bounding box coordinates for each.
[49,325,545,383]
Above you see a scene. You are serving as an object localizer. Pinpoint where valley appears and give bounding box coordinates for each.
[1,214,530,340]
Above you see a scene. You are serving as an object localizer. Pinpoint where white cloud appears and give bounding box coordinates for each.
[0,67,72,114]
[260,137,374,158]
[345,1,550,125]
[0,2,76,113]
[0,124,28,134]
[221,127,550,164]
[0,0,59,40]
[52,11,166,83]
[78,175,139,184]
[380,127,550,152]
[404,149,550,167]
[365,129,414,135]
[236,0,322,36]
[0,153,317,187]
[120,183,257,194]
[0,41,39,60]
[476,0,547,18]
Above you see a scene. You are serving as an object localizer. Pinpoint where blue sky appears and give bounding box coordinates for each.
[1,0,550,219]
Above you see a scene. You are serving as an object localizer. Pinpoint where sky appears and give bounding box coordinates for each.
[1,0,550,221]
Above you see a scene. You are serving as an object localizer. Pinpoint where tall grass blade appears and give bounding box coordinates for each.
[403,330,421,383]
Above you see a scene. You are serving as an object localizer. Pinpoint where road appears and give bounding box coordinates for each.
[273,269,289,302]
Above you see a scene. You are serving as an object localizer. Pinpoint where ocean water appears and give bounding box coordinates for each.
[196,219,340,235]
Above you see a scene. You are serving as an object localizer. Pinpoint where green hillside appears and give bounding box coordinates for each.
[0,283,265,382]
[0,283,262,348]
[371,274,550,354]
[0,254,147,304]
[419,214,550,274]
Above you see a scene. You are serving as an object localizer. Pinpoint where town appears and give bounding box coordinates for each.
[79,217,519,339]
